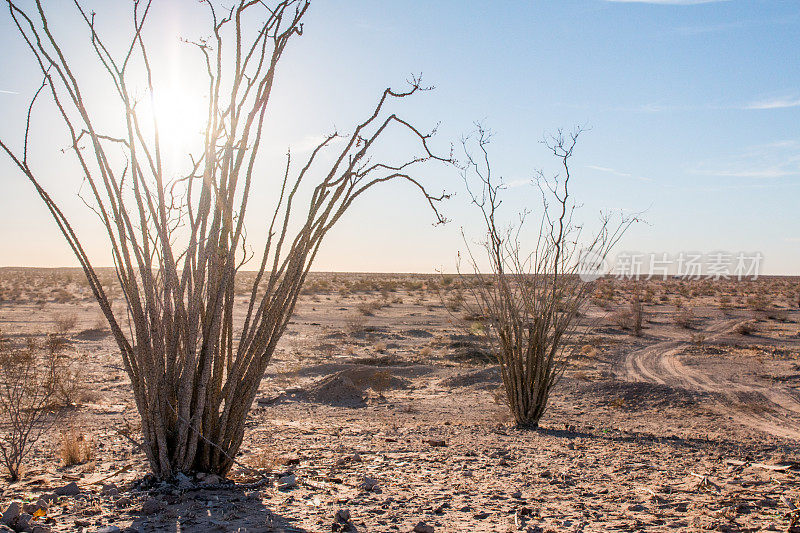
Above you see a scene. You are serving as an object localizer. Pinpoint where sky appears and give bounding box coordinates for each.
[0,0,798,275]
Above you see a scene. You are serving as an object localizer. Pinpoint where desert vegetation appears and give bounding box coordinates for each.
[1,0,451,479]
[0,1,798,533]
[0,270,799,531]
[455,125,634,428]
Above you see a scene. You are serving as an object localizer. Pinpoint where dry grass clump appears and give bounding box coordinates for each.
[301,279,332,295]
[59,428,95,467]
[356,299,389,316]
[51,287,75,303]
[733,320,757,336]
[445,291,464,312]
[611,299,643,336]
[746,294,771,312]
[54,313,78,335]
[674,307,695,329]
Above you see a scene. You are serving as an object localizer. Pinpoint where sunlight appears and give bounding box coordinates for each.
[148,83,207,171]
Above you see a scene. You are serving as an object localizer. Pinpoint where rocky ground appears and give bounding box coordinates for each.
[0,269,799,532]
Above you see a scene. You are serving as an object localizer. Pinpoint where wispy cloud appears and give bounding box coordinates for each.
[0,89,18,95]
[505,179,533,189]
[674,20,745,35]
[691,140,800,180]
[744,96,800,110]
[586,165,653,182]
[604,0,729,4]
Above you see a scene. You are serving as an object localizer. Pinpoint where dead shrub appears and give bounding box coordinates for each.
[631,298,644,337]
[356,300,385,316]
[733,321,756,336]
[611,309,634,331]
[674,308,694,329]
[53,358,88,407]
[457,126,633,428]
[54,313,78,334]
[746,295,771,312]
[44,333,69,355]
[764,308,789,322]
[60,428,95,467]
[0,333,61,480]
[690,333,706,353]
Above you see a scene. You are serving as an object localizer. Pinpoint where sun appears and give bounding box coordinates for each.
[148,83,207,171]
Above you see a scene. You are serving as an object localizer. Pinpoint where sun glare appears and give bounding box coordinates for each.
[148,84,207,171]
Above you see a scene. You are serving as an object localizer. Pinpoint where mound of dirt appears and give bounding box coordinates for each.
[440,366,501,389]
[307,373,367,407]
[281,366,417,408]
[75,327,110,341]
[447,335,494,364]
[591,380,712,410]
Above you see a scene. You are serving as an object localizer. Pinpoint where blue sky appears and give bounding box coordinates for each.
[0,0,798,273]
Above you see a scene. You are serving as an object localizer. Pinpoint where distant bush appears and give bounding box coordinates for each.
[0,332,62,480]
[674,307,695,329]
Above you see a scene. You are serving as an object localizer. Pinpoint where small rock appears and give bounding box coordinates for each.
[14,513,32,532]
[175,472,194,490]
[335,509,351,523]
[31,526,51,533]
[1,502,20,526]
[141,497,163,516]
[358,476,379,492]
[200,474,222,486]
[114,497,132,508]
[96,527,121,533]
[413,522,434,533]
[336,453,362,466]
[473,511,490,519]
[100,483,118,496]
[54,482,80,496]
[423,439,446,447]
[627,504,645,512]
[277,473,297,490]
[511,491,523,499]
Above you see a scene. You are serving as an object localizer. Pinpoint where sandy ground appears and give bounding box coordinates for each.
[0,269,799,532]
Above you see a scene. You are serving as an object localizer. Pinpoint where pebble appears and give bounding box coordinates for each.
[114,497,133,508]
[14,513,32,532]
[277,473,297,490]
[141,497,163,516]
[335,508,351,523]
[200,474,223,486]
[175,472,194,490]
[1,502,20,526]
[413,522,435,533]
[54,482,80,496]
[358,476,379,492]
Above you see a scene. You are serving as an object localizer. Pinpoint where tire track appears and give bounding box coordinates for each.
[618,317,800,440]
